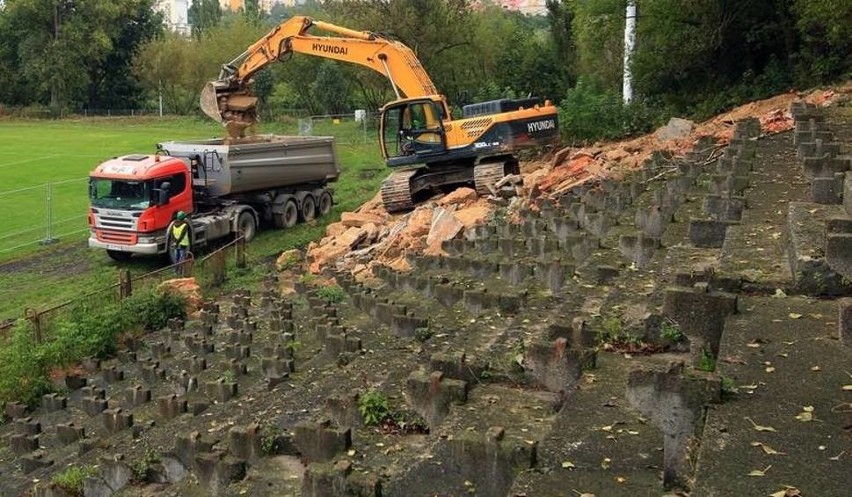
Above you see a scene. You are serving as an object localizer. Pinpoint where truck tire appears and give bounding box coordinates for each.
[301,195,316,222]
[273,199,299,229]
[107,249,133,262]
[317,190,333,217]
[237,211,257,242]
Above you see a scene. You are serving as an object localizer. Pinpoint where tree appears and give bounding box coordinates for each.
[86,0,164,110]
[0,0,162,112]
[188,0,222,38]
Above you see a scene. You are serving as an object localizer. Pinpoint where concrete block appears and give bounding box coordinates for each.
[825,232,852,279]
[689,219,737,248]
[102,408,133,433]
[619,232,660,268]
[839,299,852,346]
[294,420,352,463]
[406,371,468,428]
[703,194,746,221]
[56,422,85,445]
[524,338,583,396]
[663,285,737,365]
[812,173,844,204]
[803,156,851,179]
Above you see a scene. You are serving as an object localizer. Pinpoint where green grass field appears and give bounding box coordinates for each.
[0,116,385,322]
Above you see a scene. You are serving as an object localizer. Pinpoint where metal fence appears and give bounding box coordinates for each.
[0,178,90,255]
[2,235,248,342]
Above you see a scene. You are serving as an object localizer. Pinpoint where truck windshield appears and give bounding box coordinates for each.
[89,178,151,210]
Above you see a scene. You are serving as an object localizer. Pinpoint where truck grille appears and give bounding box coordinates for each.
[93,210,138,231]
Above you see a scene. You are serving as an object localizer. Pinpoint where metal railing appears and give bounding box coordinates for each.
[1,234,248,343]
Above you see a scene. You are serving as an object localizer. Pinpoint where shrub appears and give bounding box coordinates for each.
[122,289,186,331]
[558,79,661,144]
[660,321,685,343]
[52,465,98,496]
[316,284,345,304]
[358,390,389,426]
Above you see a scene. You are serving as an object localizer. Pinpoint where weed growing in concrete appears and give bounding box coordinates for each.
[414,327,433,342]
[221,369,237,384]
[721,376,737,400]
[52,464,98,496]
[316,284,345,303]
[129,449,161,482]
[698,347,716,372]
[660,320,685,343]
[260,426,283,455]
[358,390,389,426]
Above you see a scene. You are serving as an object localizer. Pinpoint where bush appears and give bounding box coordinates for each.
[52,465,98,496]
[358,390,389,426]
[316,284,345,304]
[122,289,186,331]
[558,79,662,144]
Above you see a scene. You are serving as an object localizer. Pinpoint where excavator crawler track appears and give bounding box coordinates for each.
[474,161,510,196]
[381,169,418,213]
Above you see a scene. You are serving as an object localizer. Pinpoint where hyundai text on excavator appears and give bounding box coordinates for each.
[201,16,559,213]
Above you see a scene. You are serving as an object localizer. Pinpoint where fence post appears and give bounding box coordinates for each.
[40,182,57,245]
[25,307,42,344]
[236,236,246,269]
[118,269,132,300]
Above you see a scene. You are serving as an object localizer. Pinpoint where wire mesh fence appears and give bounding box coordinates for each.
[0,178,90,255]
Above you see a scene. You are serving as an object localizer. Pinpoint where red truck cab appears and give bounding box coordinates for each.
[88,154,192,261]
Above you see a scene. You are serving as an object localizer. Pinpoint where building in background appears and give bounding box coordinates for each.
[220,0,298,13]
[156,0,191,35]
[475,0,548,16]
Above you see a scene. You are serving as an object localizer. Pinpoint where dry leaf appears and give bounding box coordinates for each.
[829,451,845,461]
[770,487,802,497]
[811,365,821,371]
[794,410,813,422]
[843,385,852,391]
[766,366,776,373]
[751,441,785,455]
[788,313,802,319]
[746,417,777,432]
[600,457,611,470]
[747,465,772,477]
[562,460,575,469]
[615,476,626,483]
[571,491,596,497]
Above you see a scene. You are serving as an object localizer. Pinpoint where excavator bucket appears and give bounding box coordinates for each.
[200,80,260,138]
[200,81,226,123]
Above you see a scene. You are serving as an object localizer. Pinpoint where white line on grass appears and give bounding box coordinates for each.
[0,154,59,169]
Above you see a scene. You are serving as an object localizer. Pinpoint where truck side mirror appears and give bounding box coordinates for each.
[152,189,169,206]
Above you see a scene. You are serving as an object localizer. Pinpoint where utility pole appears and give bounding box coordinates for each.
[623,0,637,105]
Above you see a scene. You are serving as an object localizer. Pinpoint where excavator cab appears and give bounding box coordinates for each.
[380,98,446,166]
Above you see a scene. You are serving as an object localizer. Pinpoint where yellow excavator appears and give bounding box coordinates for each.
[201,16,559,212]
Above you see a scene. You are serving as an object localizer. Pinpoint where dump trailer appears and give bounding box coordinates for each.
[88,135,340,261]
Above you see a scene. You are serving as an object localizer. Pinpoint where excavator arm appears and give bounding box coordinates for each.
[201,16,445,137]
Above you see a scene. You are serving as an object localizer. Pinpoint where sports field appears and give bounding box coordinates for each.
[0,116,380,259]
[0,115,383,321]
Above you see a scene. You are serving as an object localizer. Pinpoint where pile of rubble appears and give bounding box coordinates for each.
[301,87,844,277]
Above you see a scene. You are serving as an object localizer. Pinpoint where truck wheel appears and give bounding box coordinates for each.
[317,191,333,217]
[106,249,133,262]
[274,199,299,229]
[237,211,257,242]
[301,195,316,222]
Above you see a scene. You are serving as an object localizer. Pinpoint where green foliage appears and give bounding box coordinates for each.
[414,327,433,342]
[221,369,237,384]
[660,320,685,343]
[558,79,661,144]
[316,284,346,304]
[122,289,187,331]
[698,347,716,372]
[0,288,185,407]
[129,449,161,482]
[358,390,389,426]
[52,465,98,496]
[721,376,737,400]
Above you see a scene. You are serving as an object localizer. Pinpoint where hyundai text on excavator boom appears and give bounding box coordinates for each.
[201,16,559,212]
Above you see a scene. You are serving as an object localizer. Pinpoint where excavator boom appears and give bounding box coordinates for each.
[201,16,442,136]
